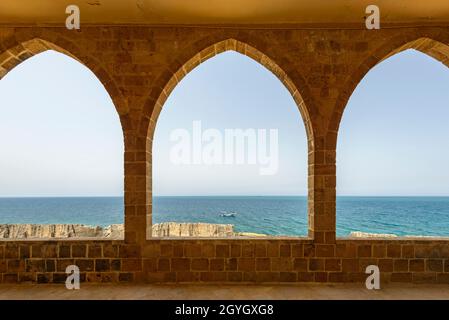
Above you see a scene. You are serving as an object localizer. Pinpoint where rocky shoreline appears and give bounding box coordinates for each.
[0,222,268,239]
[0,223,437,239]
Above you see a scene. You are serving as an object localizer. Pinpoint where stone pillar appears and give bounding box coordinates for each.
[308,132,337,244]
[123,131,150,244]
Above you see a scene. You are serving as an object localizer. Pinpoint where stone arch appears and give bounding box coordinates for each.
[0,34,128,239]
[143,37,314,238]
[144,38,314,145]
[329,33,449,140]
[0,36,129,124]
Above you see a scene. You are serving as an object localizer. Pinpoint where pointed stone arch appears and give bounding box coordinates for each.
[0,36,129,120]
[146,38,314,143]
[143,38,315,239]
[0,34,128,239]
[329,34,449,138]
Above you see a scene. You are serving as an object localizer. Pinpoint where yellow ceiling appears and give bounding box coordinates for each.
[0,0,448,25]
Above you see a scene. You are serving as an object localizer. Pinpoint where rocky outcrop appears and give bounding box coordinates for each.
[349,231,397,238]
[234,231,268,237]
[4,225,418,239]
[348,231,446,239]
[0,222,257,239]
[0,224,105,239]
[152,222,234,237]
[102,224,125,238]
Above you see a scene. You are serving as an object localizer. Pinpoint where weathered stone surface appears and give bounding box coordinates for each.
[0,223,275,239]
[0,224,104,239]
[349,232,397,238]
[0,223,240,239]
[151,222,234,237]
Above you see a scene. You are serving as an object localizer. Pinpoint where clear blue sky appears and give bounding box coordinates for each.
[0,51,123,197]
[0,49,448,197]
[153,51,307,196]
[337,50,449,196]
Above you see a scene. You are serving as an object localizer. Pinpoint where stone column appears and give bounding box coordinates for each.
[308,131,337,244]
[123,131,150,244]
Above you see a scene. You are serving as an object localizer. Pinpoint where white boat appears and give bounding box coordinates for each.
[220,211,237,217]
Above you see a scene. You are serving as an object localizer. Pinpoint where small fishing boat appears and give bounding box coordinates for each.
[220,211,237,217]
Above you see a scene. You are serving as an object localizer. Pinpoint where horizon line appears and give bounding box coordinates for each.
[1,194,449,198]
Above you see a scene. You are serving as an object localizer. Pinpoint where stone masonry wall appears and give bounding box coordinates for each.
[0,25,449,283]
[1,239,449,284]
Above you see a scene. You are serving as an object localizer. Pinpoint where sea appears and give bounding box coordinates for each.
[0,196,448,237]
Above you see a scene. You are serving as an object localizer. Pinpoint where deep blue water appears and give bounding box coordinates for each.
[153,196,308,236]
[0,196,449,237]
[337,196,449,237]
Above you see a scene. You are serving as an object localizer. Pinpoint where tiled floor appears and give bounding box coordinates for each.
[0,283,448,299]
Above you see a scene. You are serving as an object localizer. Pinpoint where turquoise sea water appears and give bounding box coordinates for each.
[0,197,124,227]
[0,196,449,237]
